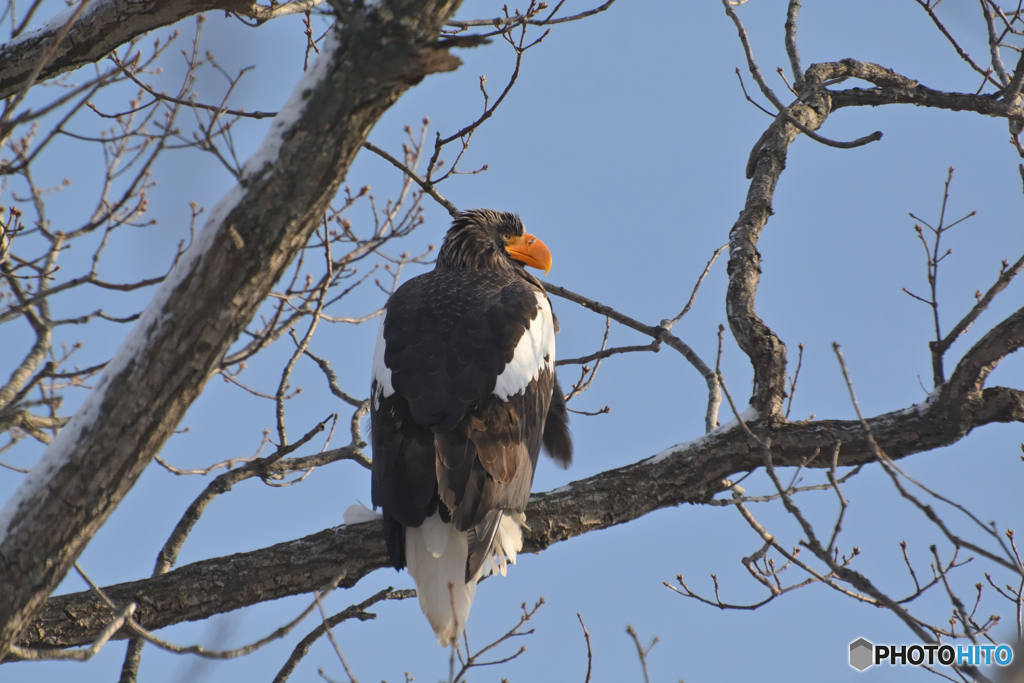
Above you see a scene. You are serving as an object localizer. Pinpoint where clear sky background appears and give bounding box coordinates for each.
[2,1,1023,681]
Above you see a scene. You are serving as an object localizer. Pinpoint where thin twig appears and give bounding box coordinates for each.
[722,0,882,149]
[361,140,458,216]
[111,54,277,119]
[273,588,415,683]
[577,613,593,683]
[625,625,657,683]
[314,590,359,683]
[913,0,1004,88]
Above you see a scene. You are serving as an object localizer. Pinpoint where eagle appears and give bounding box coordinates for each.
[370,209,572,645]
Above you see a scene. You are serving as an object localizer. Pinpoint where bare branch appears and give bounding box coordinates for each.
[933,252,1024,367]
[784,0,803,88]
[361,139,458,216]
[273,587,414,683]
[20,366,1024,651]
[625,625,657,683]
[446,0,617,31]
[0,0,329,102]
[110,53,276,120]
[913,0,1003,88]
[0,1,464,656]
[980,0,1012,86]
[577,613,593,683]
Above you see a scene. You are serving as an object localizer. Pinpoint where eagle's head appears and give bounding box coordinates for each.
[437,209,553,274]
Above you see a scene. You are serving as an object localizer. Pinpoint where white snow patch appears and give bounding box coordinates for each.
[716,406,760,432]
[239,26,340,181]
[899,388,941,415]
[343,502,381,525]
[539,484,573,497]
[4,0,99,49]
[646,443,684,465]
[645,406,760,465]
[493,292,555,400]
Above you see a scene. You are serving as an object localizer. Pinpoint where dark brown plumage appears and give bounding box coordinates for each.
[369,209,571,644]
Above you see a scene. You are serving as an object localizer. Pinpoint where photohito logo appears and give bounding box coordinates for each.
[849,638,1014,671]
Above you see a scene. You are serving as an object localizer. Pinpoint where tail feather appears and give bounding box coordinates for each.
[406,513,476,646]
[405,510,525,646]
[466,510,502,581]
[478,511,525,579]
[419,510,451,558]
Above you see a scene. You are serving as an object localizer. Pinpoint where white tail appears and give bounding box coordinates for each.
[405,511,524,646]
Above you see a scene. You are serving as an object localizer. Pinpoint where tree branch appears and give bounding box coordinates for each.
[816,59,1024,122]
[15,380,1022,651]
[0,0,327,102]
[0,0,463,657]
[947,304,1024,399]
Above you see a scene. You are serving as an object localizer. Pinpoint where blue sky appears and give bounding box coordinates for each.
[2,0,1023,681]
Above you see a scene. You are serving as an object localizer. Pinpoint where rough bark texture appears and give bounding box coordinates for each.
[819,59,1024,121]
[722,57,1024,422]
[15,373,1023,651]
[0,0,461,657]
[725,83,833,421]
[18,523,389,651]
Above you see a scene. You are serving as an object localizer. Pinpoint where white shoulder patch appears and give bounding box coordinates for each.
[492,292,555,401]
[371,311,394,406]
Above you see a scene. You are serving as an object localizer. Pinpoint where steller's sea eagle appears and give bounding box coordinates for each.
[370,209,572,645]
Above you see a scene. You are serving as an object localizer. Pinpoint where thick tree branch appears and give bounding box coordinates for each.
[15,522,388,653]
[726,56,1024,423]
[0,0,462,657]
[15,380,1023,652]
[948,304,1024,399]
[726,103,827,421]
[812,59,1024,122]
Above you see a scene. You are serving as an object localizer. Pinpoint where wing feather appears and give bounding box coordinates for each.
[371,265,565,578]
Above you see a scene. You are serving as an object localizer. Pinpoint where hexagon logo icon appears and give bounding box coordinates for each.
[850,638,874,671]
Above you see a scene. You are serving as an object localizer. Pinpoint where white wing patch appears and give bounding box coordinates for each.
[492,292,555,400]
[371,311,394,407]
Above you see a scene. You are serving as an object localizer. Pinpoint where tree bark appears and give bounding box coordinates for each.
[14,377,1023,651]
[0,0,462,657]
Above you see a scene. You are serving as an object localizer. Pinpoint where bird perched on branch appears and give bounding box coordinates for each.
[370,209,572,645]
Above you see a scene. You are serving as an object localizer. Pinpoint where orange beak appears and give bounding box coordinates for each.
[505,233,552,274]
